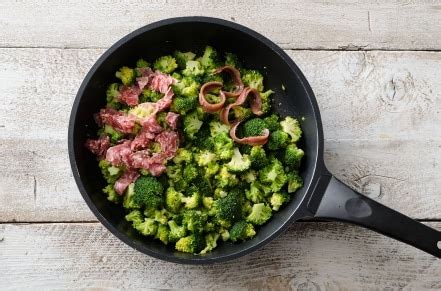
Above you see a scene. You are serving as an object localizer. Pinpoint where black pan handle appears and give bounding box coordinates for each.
[309,175,441,258]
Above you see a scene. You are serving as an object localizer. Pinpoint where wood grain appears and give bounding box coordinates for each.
[0,48,440,222]
[0,222,439,290]
[1,1,441,50]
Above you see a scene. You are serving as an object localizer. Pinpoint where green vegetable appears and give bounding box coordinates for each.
[106,83,121,108]
[230,220,256,242]
[133,176,164,209]
[136,58,150,68]
[242,69,264,91]
[270,192,291,211]
[174,51,196,68]
[280,116,302,142]
[267,130,289,150]
[246,203,272,225]
[175,233,205,254]
[226,148,251,173]
[242,118,267,137]
[115,66,135,85]
[287,172,303,193]
[284,144,304,169]
[153,55,178,73]
[259,158,288,192]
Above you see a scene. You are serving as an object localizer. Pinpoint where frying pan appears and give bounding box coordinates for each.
[68,17,441,263]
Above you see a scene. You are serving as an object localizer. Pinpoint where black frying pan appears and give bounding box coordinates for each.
[68,17,441,263]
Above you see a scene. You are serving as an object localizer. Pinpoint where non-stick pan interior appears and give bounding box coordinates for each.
[69,18,323,263]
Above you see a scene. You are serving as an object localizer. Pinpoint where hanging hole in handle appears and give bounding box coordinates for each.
[437,241,441,250]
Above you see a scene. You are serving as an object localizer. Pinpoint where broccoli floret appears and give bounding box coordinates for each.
[182,60,205,77]
[209,120,230,137]
[181,188,202,209]
[203,73,224,84]
[135,218,158,236]
[182,210,207,233]
[175,233,205,254]
[165,187,184,213]
[102,184,121,203]
[173,76,200,98]
[242,69,264,91]
[140,88,163,103]
[103,124,124,143]
[267,130,289,150]
[224,52,241,69]
[264,114,281,131]
[170,96,198,115]
[115,66,135,86]
[212,189,243,226]
[242,118,268,137]
[125,210,144,226]
[173,148,193,164]
[230,220,256,242]
[213,133,234,160]
[199,233,220,255]
[215,166,238,188]
[246,203,272,225]
[123,183,140,209]
[151,209,169,225]
[226,148,251,173]
[129,102,158,119]
[231,106,252,121]
[214,188,228,199]
[98,160,122,184]
[153,55,178,73]
[136,58,150,68]
[284,144,304,169]
[195,150,217,167]
[133,176,164,209]
[259,158,288,192]
[174,51,196,68]
[183,110,203,139]
[245,181,266,203]
[287,172,303,193]
[241,170,257,183]
[260,90,274,114]
[249,146,268,168]
[280,116,302,143]
[183,163,199,183]
[168,220,187,242]
[199,46,220,70]
[106,83,121,108]
[166,164,182,182]
[194,124,214,151]
[205,162,220,178]
[202,196,214,209]
[155,224,170,245]
[270,192,291,211]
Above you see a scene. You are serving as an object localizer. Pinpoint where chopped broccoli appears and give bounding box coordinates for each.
[209,120,230,137]
[242,118,267,137]
[284,144,304,169]
[168,220,187,242]
[246,203,272,225]
[153,55,178,73]
[135,218,158,236]
[104,124,124,143]
[129,102,157,119]
[199,46,220,70]
[175,233,205,254]
[194,124,215,151]
[133,176,164,209]
[205,162,220,178]
[267,130,289,150]
[155,224,170,245]
[241,170,257,183]
[102,184,122,203]
[230,220,256,242]
[170,96,198,115]
[183,163,199,183]
[245,181,266,203]
[173,148,193,164]
[280,116,302,143]
[183,110,203,139]
[166,164,182,182]
[115,66,135,86]
[220,228,230,241]
[106,83,120,108]
[182,60,205,77]
[212,189,243,226]
[182,210,207,233]
[215,165,238,188]
[224,52,241,69]
[270,192,291,211]
[263,114,281,131]
[202,196,214,209]
[125,210,144,226]
[173,76,200,98]
[140,88,163,103]
[174,51,196,68]
[260,90,274,114]
[249,146,268,168]
[152,209,169,225]
[98,160,122,184]
[181,187,202,209]
[259,158,288,192]
[242,69,264,91]
[165,187,184,213]
[232,106,252,121]
[123,183,140,209]
[195,150,217,167]
[136,58,150,68]
[200,233,220,254]
[226,148,251,173]
[287,172,303,193]
[213,133,234,160]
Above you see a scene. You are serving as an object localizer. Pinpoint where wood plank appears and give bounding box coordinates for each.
[0,48,440,221]
[0,222,439,289]
[1,1,441,50]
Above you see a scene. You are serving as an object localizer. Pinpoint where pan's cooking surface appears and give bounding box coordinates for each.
[69,17,325,263]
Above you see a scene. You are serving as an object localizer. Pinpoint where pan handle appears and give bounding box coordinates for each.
[310,176,441,258]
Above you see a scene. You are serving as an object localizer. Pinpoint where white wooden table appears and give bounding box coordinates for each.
[1,1,440,289]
